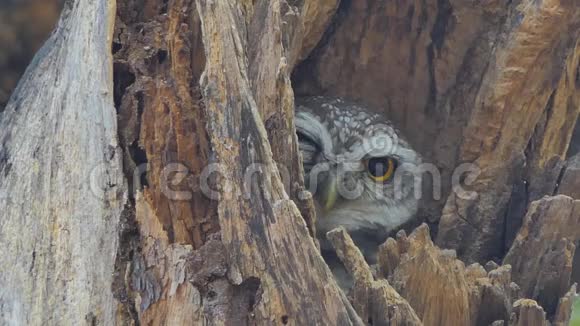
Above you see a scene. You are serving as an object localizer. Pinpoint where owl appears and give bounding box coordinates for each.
[295,96,421,261]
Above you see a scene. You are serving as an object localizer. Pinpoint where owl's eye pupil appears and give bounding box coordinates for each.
[367,158,388,177]
[367,157,397,182]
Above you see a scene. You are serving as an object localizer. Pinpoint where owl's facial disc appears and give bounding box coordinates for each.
[295,96,421,239]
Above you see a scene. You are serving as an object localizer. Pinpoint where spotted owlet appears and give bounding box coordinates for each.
[295,96,421,261]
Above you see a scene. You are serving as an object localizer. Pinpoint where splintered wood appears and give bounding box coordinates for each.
[504,195,580,316]
[329,222,578,325]
[327,227,423,326]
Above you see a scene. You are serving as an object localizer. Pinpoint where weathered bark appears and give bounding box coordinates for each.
[195,1,360,324]
[1,0,579,325]
[112,0,360,324]
[503,195,578,316]
[0,0,124,324]
[434,1,580,263]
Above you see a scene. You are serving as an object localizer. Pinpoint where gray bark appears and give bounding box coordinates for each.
[0,0,124,324]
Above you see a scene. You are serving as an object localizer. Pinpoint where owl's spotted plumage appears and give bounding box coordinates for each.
[295,96,421,261]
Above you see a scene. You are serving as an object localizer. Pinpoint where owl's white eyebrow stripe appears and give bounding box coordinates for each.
[358,148,418,163]
[295,110,418,164]
[295,111,334,158]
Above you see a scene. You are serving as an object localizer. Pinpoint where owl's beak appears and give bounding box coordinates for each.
[322,174,339,212]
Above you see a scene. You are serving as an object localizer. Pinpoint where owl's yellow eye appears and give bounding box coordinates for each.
[367,157,397,182]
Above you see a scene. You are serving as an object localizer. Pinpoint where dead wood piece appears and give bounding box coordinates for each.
[502,38,580,251]
[509,299,548,326]
[471,265,518,326]
[130,196,205,324]
[389,225,472,326]
[194,0,363,324]
[485,261,501,273]
[0,0,125,324]
[553,283,578,326]
[327,227,423,326]
[552,284,578,326]
[344,222,578,326]
[504,195,579,316]
[377,237,400,279]
[112,1,219,322]
[432,0,580,263]
[375,224,522,326]
[112,0,359,323]
[246,0,322,237]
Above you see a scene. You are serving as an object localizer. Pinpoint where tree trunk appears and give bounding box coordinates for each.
[0,0,124,324]
[1,0,579,325]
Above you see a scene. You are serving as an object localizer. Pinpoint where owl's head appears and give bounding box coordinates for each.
[295,97,421,250]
